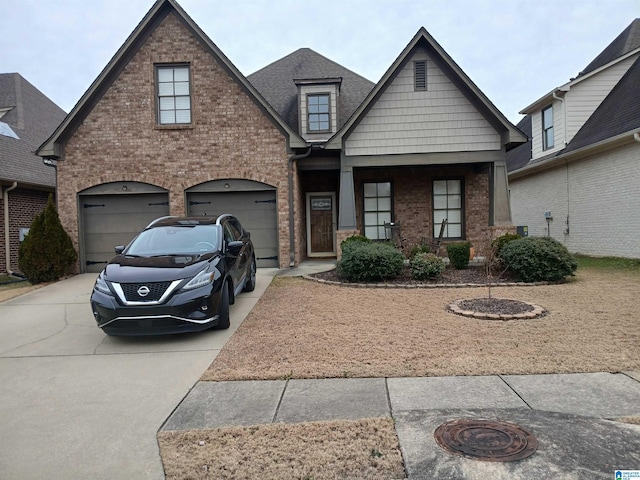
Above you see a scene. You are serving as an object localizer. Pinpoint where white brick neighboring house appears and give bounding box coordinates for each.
[507,19,640,259]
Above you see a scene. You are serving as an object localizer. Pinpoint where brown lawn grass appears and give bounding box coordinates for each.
[160,267,640,479]
[202,269,640,381]
[158,418,405,480]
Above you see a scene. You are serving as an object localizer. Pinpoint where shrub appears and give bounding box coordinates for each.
[337,242,404,282]
[446,241,471,269]
[340,235,371,254]
[18,195,77,284]
[408,243,431,259]
[410,252,445,280]
[492,233,521,257]
[499,236,577,282]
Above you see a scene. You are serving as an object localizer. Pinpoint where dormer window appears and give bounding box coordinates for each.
[294,77,341,141]
[307,94,330,132]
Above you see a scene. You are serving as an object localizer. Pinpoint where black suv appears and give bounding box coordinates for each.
[90,215,256,336]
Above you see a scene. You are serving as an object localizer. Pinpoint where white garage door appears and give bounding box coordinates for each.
[187,190,278,268]
[80,193,170,273]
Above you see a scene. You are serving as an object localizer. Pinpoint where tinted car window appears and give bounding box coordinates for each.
[126,225,219,256]
[223,221,241,243]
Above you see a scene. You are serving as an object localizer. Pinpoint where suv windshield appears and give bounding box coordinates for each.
[126,225,220,256]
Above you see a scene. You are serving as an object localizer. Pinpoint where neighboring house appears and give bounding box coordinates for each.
[0,73,67,275]
[507,19,640,259]
[37,0,525,273]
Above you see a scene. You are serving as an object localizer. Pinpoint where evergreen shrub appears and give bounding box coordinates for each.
[410,252,445,280]
[337,242,404,282]
[446,241,471,269]
[499,236,577,282]
[18,195,77,284]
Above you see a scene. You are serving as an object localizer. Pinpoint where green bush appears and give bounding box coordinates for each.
[446,242,471,269]
[499,236,577,282]
[18,195,77,284]
[410,252,445,280]
[337,242,404,282]
[408,243,431,259]
[492,233,521,256]
[340,235,371,254]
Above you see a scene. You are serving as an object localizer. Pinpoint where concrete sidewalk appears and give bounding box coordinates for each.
[163,372,640,478]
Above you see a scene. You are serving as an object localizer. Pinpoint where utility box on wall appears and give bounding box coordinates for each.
[516,226,528,237]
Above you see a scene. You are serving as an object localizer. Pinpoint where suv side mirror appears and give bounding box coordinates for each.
[227,240,244,254]
[114,245,125,255]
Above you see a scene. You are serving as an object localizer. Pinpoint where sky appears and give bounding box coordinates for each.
[2,0,639,124]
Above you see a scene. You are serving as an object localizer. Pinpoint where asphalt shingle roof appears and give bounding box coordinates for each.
[563,54,640,154]
[247,48,375,135]
[0,73,66,187]
[580,18,640,76]
[505,115,532,172]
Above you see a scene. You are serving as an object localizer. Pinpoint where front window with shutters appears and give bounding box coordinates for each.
[433,179,463,239]
[363,182,392,240]
[156,65,191,125]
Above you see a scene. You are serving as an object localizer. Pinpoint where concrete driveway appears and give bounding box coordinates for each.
[0,270,276,480]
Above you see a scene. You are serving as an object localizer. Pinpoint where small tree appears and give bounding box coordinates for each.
[18,195,77,284]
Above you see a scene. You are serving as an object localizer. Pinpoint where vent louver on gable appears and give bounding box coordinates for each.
[414,61,427,90]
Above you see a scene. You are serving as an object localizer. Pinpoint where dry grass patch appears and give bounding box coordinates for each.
[158,418,405,480]
[203,269,640,381]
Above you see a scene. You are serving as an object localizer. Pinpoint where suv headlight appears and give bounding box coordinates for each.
[94,272,112,295]
[183,269,215,291]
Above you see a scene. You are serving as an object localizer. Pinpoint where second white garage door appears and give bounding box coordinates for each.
[186,190,278,268]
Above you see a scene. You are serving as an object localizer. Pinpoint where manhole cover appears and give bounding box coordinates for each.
[434,419,538,462]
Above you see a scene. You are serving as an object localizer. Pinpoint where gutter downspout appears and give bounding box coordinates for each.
[288,147,312,267]
[634,132,640,144]
[552,91,567,146]
[4,182,18,275]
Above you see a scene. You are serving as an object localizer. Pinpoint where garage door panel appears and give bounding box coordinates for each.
[187,191,278,268]
[81,193,169,273]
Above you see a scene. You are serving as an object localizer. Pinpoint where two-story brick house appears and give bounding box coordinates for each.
[38,0,525,273]
[507,19,640,258]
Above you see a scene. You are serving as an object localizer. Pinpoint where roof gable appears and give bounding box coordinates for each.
[247,48,375,136]
[37,0,305,159]
[563,55,640,154]
[326,27,526,150]
[580,19,640,76]
[0,73,66,187]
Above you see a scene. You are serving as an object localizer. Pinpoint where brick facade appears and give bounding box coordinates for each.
[0,187,51,274]
[57,12,296,270]
[353,165,492,255]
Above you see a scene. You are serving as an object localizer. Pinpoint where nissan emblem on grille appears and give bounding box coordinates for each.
[137,286,150,297]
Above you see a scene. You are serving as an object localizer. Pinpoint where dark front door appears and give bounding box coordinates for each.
[307,193,335,256]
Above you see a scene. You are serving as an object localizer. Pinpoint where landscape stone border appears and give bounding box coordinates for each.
[448,299,546,320]
[302,275,549,290]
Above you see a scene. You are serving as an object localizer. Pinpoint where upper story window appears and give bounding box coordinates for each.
[433,179,463,239]
[307,94,330,132]
[542,105,554,150]
[156,65,191,125]
[363,182,392,240]
[414,61,427,91]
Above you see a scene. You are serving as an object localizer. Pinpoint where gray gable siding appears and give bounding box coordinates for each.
[344,48,501,157]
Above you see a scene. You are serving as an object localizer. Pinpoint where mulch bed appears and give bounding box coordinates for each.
[310,265,534,315]
[310,264,518,285]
